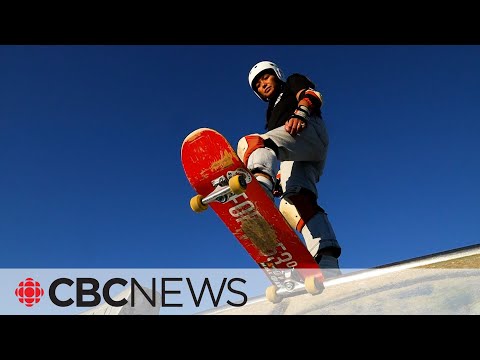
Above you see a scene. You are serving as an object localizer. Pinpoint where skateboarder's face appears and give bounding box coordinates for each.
[254,72,280,101]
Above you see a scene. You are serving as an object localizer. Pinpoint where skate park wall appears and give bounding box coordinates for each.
[199,244,480,315]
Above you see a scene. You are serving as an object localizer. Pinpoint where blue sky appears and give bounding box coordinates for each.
[1,45,479,271]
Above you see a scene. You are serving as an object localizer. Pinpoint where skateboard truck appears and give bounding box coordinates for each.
[283,268,303,291]
[190,174,247,213]
[268,268,305,293]
[266,268,325,303]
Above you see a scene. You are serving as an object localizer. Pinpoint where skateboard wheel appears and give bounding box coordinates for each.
[266,285,281,304]
[304,275,325,295]
[229,175,247,195]
[190,194,208,213]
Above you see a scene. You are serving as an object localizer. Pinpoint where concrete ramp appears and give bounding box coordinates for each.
[200,244,480,315]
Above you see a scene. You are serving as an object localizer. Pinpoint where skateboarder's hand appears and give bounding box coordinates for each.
[285,117,306,137]
[285,105,309,137]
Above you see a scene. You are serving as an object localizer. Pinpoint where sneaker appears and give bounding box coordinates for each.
[316,255,342,280]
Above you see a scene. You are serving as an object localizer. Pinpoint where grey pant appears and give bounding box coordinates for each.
[260,115,341,257]
[261,115,329,198]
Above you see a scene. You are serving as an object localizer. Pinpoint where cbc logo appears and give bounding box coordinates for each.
[15,278,45,307]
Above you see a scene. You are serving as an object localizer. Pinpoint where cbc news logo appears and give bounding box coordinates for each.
[15,278,45,307]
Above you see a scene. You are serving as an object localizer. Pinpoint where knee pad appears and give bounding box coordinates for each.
[237,135,277,179]
[279,189,324,232]
[237,134,264,165]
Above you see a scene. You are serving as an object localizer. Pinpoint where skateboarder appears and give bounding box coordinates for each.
[237,60,342,279]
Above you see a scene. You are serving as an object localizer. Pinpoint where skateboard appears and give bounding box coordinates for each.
[181,128,324,303]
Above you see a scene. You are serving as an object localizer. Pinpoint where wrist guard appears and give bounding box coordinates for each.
[289,105,310,122]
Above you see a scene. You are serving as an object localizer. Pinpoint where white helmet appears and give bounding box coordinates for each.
[248,60,286,101]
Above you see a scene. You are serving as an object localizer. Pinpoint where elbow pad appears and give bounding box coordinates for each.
[299,88,323,110]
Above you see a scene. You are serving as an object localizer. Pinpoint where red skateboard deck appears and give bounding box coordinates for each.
[181,128,324,302]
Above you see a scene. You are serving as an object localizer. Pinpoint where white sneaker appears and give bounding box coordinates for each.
[316,255,342,280]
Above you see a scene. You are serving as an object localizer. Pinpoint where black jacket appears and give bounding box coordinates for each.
[265,73,321,131]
